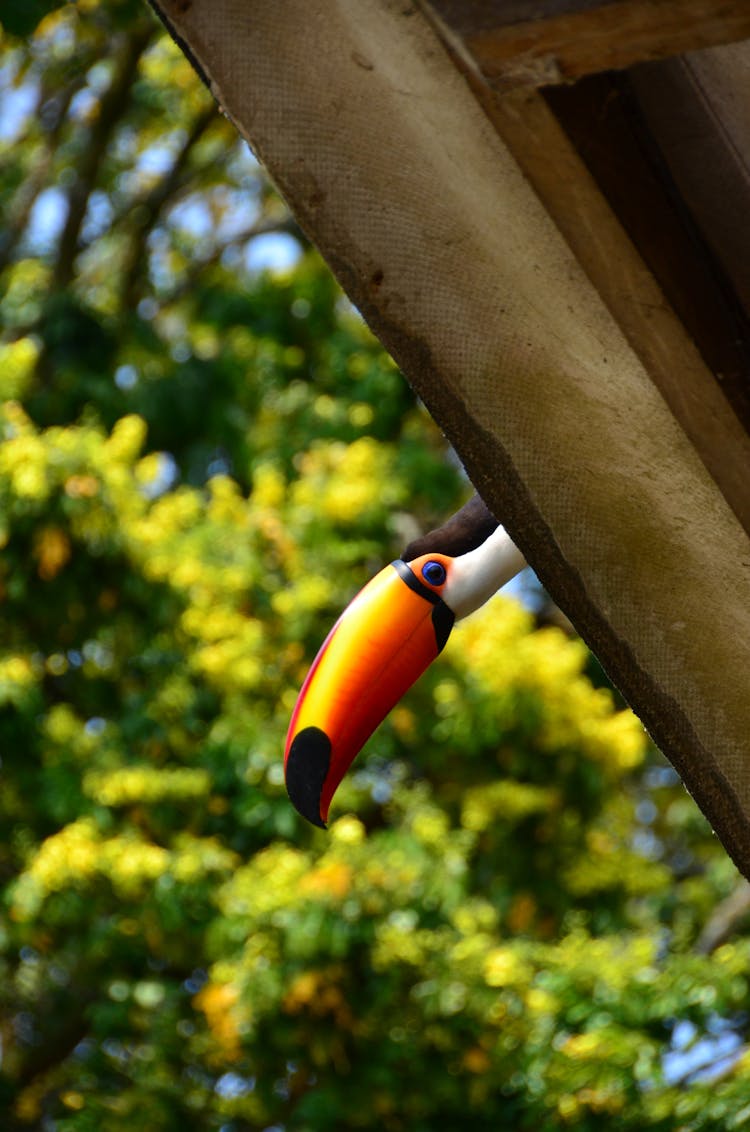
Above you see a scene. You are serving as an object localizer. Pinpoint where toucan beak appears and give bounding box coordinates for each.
[284,558,455,827]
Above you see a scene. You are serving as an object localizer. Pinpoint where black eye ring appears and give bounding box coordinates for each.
[422,560,447,587]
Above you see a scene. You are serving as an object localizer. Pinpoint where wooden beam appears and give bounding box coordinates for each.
[422,8,750,534]
[427,0,750,89]
[546,73,750,437]
[153,0,750,877]
[446,72,750,537]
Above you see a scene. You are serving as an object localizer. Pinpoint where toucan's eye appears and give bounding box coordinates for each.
[422,560,447,586]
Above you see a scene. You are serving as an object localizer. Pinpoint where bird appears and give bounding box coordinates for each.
[284,496,526,827]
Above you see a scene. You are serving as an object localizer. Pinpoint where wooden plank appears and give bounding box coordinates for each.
[423,10,750,533]
[630,52,750,320]
[153,0,750,876]
[428,0,616,31]
[506,89,750,534]
[427,0,750,88]
[547,73,750,436]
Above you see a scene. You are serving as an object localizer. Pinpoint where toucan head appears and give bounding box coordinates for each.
[283,497,524,827]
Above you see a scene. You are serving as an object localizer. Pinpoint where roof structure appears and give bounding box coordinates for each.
[152,0,750,874]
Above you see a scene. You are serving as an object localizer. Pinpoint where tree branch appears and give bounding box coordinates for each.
[696,877,750,955]
[51,21,156,292]
[0,73,88,275]
[117,101,219,310]
[159,215,304,306]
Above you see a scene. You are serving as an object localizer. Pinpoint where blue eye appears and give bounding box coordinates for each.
[422,560,447,586]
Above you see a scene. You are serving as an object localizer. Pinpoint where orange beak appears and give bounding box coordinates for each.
[284,557,454,827]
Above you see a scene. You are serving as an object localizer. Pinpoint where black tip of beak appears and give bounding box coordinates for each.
[285,727,331,829]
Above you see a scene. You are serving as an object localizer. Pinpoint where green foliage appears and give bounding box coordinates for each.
[0,0,66,38]
[1,4,749,1131]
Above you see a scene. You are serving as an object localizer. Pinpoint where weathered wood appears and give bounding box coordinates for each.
[427,0,750,88]
[424,13,750,533]
[547,73,750,437]
[152,0,750,876]
[458,74,750,536]
[630,52,750,320]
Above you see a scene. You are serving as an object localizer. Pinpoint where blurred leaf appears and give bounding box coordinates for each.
[0,0,65,37]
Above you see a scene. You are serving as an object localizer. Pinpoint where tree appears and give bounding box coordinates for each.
[1,4,749,1129]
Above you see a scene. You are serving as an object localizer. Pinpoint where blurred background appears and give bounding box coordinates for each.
[0,2,749,1129]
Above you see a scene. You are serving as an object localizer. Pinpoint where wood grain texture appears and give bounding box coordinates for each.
[427,0,750,88]
[423,18,750,535]
[151,0,750,876]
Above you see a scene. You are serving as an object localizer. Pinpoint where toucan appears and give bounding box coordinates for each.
[284,496,526,827]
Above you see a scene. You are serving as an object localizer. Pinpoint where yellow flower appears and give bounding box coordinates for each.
[64,474,100,499]
[463,1046,492,1074]
[331,815,365,845]
[33,527,71,580]
[194,982,243,1061]
[104,415,147,463]
[253,464,285,509]
[484,946,531,988]
[300,862,353,899]
[0,337,39,399]
[561,1031,610,1060]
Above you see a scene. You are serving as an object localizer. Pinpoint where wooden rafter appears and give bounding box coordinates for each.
[426,0,750,89]
[152,0,750,876]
